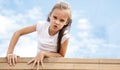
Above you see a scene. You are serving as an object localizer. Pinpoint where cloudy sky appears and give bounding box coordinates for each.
[0,0,120,58]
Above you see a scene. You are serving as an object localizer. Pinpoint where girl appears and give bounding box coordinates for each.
[6,1,72,70]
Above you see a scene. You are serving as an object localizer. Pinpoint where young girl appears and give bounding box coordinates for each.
[6,1,72,70]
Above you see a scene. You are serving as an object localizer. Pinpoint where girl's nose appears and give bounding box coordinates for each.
[55,20,60,24]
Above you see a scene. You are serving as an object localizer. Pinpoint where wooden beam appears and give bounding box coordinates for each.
[0,57,120,70]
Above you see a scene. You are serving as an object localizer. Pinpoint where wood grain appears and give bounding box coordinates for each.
[0,57,120,70]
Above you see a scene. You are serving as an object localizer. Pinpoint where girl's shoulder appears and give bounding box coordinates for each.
[36,20,48,26]
[36,20,49,31]
[61,29,70,44]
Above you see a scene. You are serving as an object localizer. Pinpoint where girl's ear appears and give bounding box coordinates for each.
[48,12,52,21]
[65,18,72,26]
[65,20,69,25]
[64,23,68,25]
[48,14,51,19]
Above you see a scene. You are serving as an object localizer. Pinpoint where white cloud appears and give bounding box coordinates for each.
[66,35,104,58]
[77,18,91,30]
[72,10,85,19]
[66,18,92,57]
[65,36,83,58]
[0,16,17,29]
[66,18,120,58]
[27,7,43,20]
[78,31,89,38]
[77,18,91,39]
[13,13,27,24]
[0,9,16,16]
[0,15,21,39]
[14,34,37,57]
[0,41,9,57]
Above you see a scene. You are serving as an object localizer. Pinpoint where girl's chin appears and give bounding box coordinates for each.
[52,28,60,33]
[52,27,59,31]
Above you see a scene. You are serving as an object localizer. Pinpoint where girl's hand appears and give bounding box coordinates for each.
[27,51,45,70]
[6,54,20,66]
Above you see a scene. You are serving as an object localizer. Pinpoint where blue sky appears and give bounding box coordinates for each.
[0,0,120,58]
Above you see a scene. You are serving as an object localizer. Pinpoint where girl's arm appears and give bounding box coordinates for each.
[7,25,36,65]
[7,25,36,54]
[60,38,69,56]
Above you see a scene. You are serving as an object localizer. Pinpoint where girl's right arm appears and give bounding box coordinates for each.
[6,24,36,66]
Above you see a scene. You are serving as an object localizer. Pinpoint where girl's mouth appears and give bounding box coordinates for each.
[53,25,58,29]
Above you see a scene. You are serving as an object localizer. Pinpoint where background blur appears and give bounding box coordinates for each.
[0,0,120,58]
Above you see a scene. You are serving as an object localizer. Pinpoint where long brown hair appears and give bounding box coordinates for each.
[47,2,72,53]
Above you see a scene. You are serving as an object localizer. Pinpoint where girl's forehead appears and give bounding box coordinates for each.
[52,8,69,18]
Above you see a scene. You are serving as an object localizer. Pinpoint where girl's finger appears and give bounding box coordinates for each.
[40,57,44,67]
[27,58,34,65]
[14,55,18,64]
[7,55,10,64]
[17,55,20,58]
[32,60,37,69]
[16,55,20,63]
[12,55,15,66]
[37,61,39,70]
[9,57,12,66]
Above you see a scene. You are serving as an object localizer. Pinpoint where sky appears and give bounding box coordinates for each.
[0,0,120,58]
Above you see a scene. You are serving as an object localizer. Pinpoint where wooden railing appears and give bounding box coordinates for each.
[0,57,120,70]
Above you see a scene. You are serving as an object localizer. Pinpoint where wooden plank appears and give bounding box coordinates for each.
[1,57,120,64]
[0,63,101,70]
[99,59,120,64]
[0,62,98,69]
[0,57,120,70]
[99,64,120,70]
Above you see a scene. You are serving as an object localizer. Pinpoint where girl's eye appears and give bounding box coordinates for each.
[53,16,57,19]
[60,19,65,22]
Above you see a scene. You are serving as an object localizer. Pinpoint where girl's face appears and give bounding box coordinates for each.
[49,8,69,32]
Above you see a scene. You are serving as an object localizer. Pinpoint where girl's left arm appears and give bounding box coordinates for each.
[60,38,69,56]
